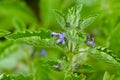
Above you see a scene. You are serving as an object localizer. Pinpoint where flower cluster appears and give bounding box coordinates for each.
[52,32,66,45]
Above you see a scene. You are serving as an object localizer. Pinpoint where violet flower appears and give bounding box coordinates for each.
[58,33,66,39]
[56,38,65,44]
[51,32,66,45]
[40,49,47,58]
[86,35,95,47]
[51,32,59,37]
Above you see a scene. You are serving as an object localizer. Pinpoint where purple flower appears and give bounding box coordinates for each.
[40,49,47,58]
[51,32,66,45]
[51,32,59,37]
[86,40,94,47]
[86,35,95,47]
[56,38,65,44]
[58,33,66,39]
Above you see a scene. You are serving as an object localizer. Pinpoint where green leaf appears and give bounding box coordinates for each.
[48,60,66,71]
[34,58,51,80]
[71,52,94,73]
[64,72,86,80]
[103,71,110,80]
[0,73,34,80]
[0,29,10,37]
[64,75,73,80]
[79,74,86,80]
[80,64,94,73]
[54,10,66,29]
[6,29,56,47]
[66,4,83,28]
[80,15,98,29]
[109,23,120,58]
[0,41,13,56]
[0,74,11,80]
[88,48,120,67]
[11,74,34,80]
[12,17,25,32]
[0,2,37,30]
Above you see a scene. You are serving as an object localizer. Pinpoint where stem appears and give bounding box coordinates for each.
[103,71,108,80]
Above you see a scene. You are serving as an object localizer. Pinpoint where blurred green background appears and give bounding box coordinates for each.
[0,0,120,80]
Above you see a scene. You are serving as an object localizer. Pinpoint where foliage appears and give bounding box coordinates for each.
[0,73,34,80]
[0,0,120,80]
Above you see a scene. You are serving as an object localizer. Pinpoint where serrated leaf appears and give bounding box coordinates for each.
[0,29,10,37]
[80,64,94,73]
[64,72,86,80]
[54,10,66,29]
[66,4,83,28]
[6,29,51,39]
[0,41,13,56]
[88,48,120,67]
[64,75,73,80]
[0,73,34,80]
[12,17,25,32]
[5,29,56,47]
[80,15,98,29]
[11,74,34,80]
